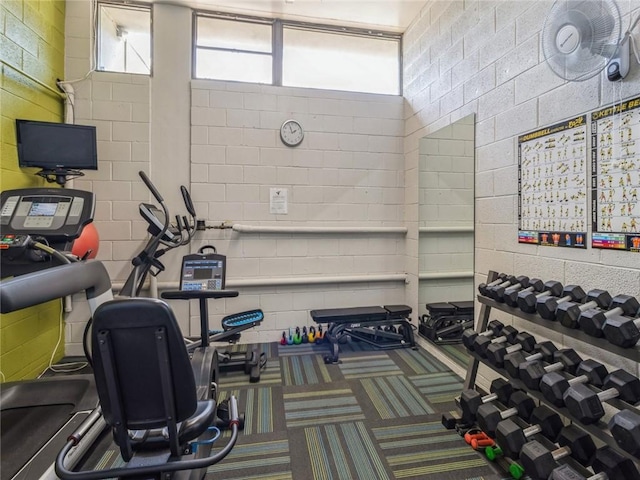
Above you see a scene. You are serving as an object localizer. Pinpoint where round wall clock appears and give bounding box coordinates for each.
[280,119,304,147]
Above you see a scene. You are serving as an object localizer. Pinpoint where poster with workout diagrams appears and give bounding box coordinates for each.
[591,95,640,252]
[518,116,588,248]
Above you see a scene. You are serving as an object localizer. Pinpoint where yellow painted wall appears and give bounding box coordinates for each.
[1,0,67,381]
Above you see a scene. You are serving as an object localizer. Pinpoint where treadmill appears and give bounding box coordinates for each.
[0,188,99,480]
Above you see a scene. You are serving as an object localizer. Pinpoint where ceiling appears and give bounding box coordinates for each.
[155,0,427,32]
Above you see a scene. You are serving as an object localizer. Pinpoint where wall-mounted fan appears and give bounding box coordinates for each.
[542,0,629,82]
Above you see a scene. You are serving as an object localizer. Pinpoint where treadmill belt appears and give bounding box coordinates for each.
[1,404,74,480]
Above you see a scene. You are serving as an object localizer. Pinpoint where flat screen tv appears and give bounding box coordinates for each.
[16,120,98,171]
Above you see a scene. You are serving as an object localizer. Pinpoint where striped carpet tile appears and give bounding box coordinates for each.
[304,421,391,480]
[339,353,403,379]
[205,437,292,479]
[217,352,282,388]
[281,354,332,386]
[409,372,464,405]
[360,375,434,419]
[217,386,281,434]
[372,421,497,479]
[393,348,452,374]
[283,388,364,428]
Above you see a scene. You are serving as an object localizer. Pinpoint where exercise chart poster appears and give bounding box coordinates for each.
[591,96,640,252]
[518,116,588,249]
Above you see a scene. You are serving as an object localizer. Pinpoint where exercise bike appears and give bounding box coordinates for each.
[0,172,241,479]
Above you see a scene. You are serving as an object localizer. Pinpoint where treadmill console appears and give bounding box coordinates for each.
[1,188,94,241]
[180,253,226,291]
[1,188,95,276]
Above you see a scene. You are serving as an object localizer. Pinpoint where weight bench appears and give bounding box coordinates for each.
[310,305,415,364]
[418,300,475,345]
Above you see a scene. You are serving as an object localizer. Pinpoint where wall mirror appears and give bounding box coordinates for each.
[418,113,475,367]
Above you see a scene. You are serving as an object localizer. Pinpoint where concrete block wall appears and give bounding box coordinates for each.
[187,81,407,342]
[61,2,408,353]
[403,0,640,383]
[1,0,67,381]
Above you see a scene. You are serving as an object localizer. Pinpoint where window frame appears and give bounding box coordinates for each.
[95,0,153,76]
[193,10,402,95]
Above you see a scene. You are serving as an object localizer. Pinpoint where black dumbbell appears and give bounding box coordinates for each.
[459,378,516,422]
[578,294,640,338]
[518,280,564,313]
[473,325,519,358]
[536,285,586,320]
[462,319,504,351]
[476,390,536,438]
[549,447,640,479]
[563,369,640,424]
[503,340,557,378]
[489,275,529,302]
[518,348,583,391]
[603,307,640,348]
[495,405,564,459]
[520,426,596,479]
[504,278,544,307]
[539,359,609,407]
[608,409,640,457]
[556,289,612,328]
[485,331,537,368]
[478,273,512,296]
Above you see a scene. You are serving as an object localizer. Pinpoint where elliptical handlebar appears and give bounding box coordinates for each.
[139,170,164,203]
[119,171,197,297]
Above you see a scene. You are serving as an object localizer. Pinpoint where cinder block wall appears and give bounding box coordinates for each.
[403,1,640,380]
[0,0,66,381]
[63,3,408,352]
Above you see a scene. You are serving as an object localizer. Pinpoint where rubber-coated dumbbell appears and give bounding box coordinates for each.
[578,294,640,338]
[520,426,596,480]
[478,273,512,296]
[503,340,557,378]
[518,280,564,313]
[473,325,518,358]
[549,446,639,479]
[539,359,609,407]
[459,378,516,422]
[603,307,640,348]
[519,426,596,479]
[476,390,536,438]
[495,405,564,458]
[485,331,537,368]
[518,348,583,390]
[563,369,640,424]
[556,289,612,328]
[463,430,495,450]
[608,409,640,457]
[461,319,504,351]
[483,447,525,477]
[488,275,529,302]
[504,278,544,308]
[537,285,586,320]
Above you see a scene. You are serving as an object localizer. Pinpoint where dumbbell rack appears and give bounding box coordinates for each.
[464,270,640,466]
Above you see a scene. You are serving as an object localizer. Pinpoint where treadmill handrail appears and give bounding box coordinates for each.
[0,260,113,315]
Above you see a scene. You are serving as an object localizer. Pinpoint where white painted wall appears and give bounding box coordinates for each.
[403,1,640,382]
[63,2,407,353]
[64,0,640,371]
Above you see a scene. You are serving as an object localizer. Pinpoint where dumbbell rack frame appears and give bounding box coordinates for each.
[464,270,640,465]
